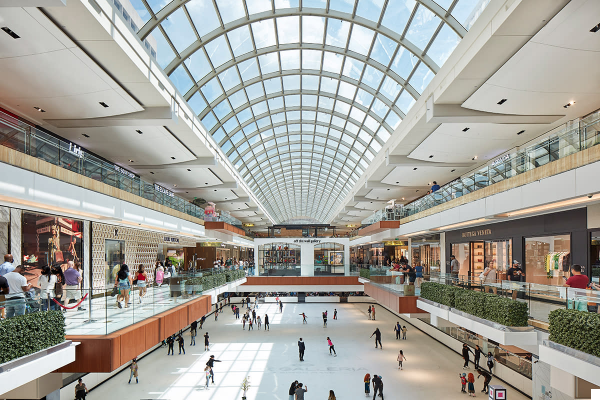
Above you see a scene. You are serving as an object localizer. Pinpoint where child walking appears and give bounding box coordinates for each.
[460,373,467,393]
[467,373,476,396]
[397,350,406,370]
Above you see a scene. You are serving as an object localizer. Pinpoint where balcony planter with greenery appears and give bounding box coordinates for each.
[0,310,65,364]
[419,282,529,327]
[548,308,600,357]
[359,268,371,279]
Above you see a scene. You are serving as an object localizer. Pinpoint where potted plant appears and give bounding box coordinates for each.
[241,375,250,399]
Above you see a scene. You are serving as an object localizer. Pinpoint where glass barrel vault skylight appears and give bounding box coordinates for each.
[132,0,490,224]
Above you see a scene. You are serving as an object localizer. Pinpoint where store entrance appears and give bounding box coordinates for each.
[452,239,512,281]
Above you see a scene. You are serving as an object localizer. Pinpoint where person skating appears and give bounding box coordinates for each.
[459,373,467,393]
[190,321,197,346]
[371,328,382,349]
[295,383,307,400]
[364,373,371,397]
[299,312,307,323]
[257,315,262,329]
[322,311,328,327]
[128,358,139,384]
[327,336,337,356]
[462,344,474,369]
[177,334,185,354]
[474,345,482,369]
[486,352,495,374]
[333,308,337,320]
[252,309,257,323]
[372,374,384,400]
[204,366,211,390]
[242,314,247,330]
[402,326,407,340]
[371,306,376,320]
[279,300,283,313]
[288,380,298,400]
[467,372,475,397]
[264,314,270,331]
[477,368,492,394]
[298,337,305,361]
[167,335,175,355]
[368,305,372,320]
[248,318,254,330]
[242,298,245,308]
[206,355,221,384]
[204,332,210,350]
[394,322,401,340]
[214,309,218,321]
[397,350,406,370]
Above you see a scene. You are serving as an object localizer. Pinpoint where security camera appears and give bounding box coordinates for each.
[588,194,593,199]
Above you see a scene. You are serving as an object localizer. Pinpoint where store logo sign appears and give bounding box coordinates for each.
[114,165,136,179]
[164,236,180,243]
[461,229,492,238]
[491,154,510,167]
[293,239,321,243]
[155,184,174,197]
[69,143,84,158]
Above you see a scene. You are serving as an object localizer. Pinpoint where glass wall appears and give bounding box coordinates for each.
[451,243,470,279]
[258,243,301,276]
[525,234,571,285]
[591,231,600,283]
[105,239,125,286]
[314,242,344,275]
[451,240,511,281]
[411,235,441,275]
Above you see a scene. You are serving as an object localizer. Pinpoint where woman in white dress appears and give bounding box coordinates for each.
[38,266,57,311]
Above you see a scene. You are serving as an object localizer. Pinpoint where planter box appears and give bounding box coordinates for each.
[417,298,450,320]
[448,309,537,346]
[539,340,600,388]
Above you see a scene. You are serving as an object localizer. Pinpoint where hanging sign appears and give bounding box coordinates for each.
[491,154,510,167]
[155,184,174,197]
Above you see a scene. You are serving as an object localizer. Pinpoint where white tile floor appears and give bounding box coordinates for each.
[84,302,531,400]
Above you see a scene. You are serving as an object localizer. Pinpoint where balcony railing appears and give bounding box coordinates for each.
[362,110,600,226]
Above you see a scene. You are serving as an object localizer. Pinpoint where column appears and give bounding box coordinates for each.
[10,208,21,265]
[254,244,259,276]
[300,242,314,276]
[344,243,350,276]
[439,232,446,273]
[407,238,412,264]
[83,221,90,290]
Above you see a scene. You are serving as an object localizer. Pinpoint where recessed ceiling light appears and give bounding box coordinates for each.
[472,156,478,160]
[517,130,525,135]
[429,155,434,158]
[451,169,456,172]
[497,99,507,105]
[214,189,217,191]
[387,188,390,191]
[563,101,575,108]
[205,182,208,185]
[81,133,90,138]
[171,157,176,160]
[462,127,470,132]
[402,197,405,200]
[33,106,45,112]
[225,197,227,199]
[428,182,432,185]
[99,102,109,108]
[173,184,177,187]
[413,167,417,171]
[1,27,20,39]
[370,202,372,204]
[590,22,600,33]
[128,160,134,162]
[150,172,154,174]
[416,190,419,192]
[187,168,191,171]
[395,181,399,184]
[136,130,143,134]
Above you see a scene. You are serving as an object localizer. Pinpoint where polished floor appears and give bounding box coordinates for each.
[84,302,530,400]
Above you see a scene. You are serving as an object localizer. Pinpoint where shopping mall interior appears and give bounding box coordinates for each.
[0,0,600,399]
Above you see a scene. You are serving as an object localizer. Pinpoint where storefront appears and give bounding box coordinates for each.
[258,242,302,276]
[444,208,588,284]
[410,235,441,275]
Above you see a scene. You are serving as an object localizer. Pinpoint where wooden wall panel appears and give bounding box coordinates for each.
[144,319,160,352]
[243,276,360,286]
[398,297,420,314]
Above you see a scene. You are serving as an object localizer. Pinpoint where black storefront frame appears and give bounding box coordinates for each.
[444,208,589,279]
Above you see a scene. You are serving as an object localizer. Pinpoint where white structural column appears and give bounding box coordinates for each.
[407,238,412,264]
[300,242,315,277]
[440,232,446,274]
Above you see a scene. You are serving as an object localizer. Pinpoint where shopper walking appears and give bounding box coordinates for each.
[190,321,197,346]
[135,264,148,303]
[467,372,475,397]
[155,262,164,287]
[451,255,460,283]
[297,337,305,361]
[115,264,132,309]
[333,308,337,320]
[371,328,382,349]
[372,375,384,400]
[477,368,492,394]
[327,337,337,356]
[128,358,139,384]
[364,373,371,397]
[322,311,328,327]
[486,351,495,374]
[474,345,482,369]
[200,315,206,329]
[462,344,474,369]
[204,366,211,390]
[288,380,299,400]
[75,378,88,399]
[397,350,406,370]
[204,332,210,350]
[64,261,85,311]
[206,355,221,384]
[265,314,270,331]
[393,322,401,340]
[38,266,56,311]
[402,326,407,340]
[177,334,185,354]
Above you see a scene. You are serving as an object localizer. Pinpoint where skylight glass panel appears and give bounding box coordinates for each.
[202,112,218,130]
[252,100,269,116]
[263,77,282,94]
[275,0,299,8]
[252,20,277,49]
[219,67,241,91]
[287,111,301,120]
[280,50,301,71]
[325,19,351,49]
[342,58,365,81]
[385,111,401,129]
[272,112,286,124]
[329,0,354,14]
[212,127,226,143]
[350,107,367,123]
[145,0,165,13]
[381,0,416,36]
[409,62,434,94]
[371,98,389,118]
[222,117,238,133]
[376,125,390,142]
[370,33,397,67]
[161,9,196,53]
[348,25,375,55]
[246,0,272,14]
[338,81,357,100]
[355,88,374,107]
[405,4,441,51]
[317,112,331,123]
[302,50,322,70]
[358,129,372,143]
[302,16,326,44]
[334,101,351,115]
[228,89,247,109]
[282,75,300,91]
[396,90,416,114]
[302,76,319,91]
[170,65,194,94]
[152,29,175,69]
[205,36,232,68]
[318,96,334,110]
[356,0,385,22]
[361,65,383,89]
[390,47,419,79]
[346,121,359,134]
[285,95,301,107]
[215,0,245,25]
[227,26,254,58]
[320,53,343,75]
[201,77,223,103]
[277,16,300,44]
[257,116,271,128]
[427,24,461,67]
[238,58,260,81]
[380,76,401,101]
[370,139,382,152]
[186,2,220,37]
[258,53,280,74]
[237,108,253,123]
[244,122,258,135]
[268,96,284,110]
[214,100,232,120]
[188,92,207,114]
[245,82,264,100]
[453,0,489,30]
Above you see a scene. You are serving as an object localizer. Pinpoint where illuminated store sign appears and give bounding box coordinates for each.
[68,143,84,158]
[114,165,136,179]
[491,154,510,167]
[155,184,174,197]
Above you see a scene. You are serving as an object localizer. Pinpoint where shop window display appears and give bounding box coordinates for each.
[22,212,83,288]
[258,243,301,276]
[525,235,570,285]
[314,242,344,275]
[105,239,125,286]
[591,231,600,283]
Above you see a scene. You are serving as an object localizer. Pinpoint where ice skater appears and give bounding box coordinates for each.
[167,335,175,355]
[333,309,337,320]
[299,312,307,323]
[204,332,210,350]
[397,350,406,370]
[264,314,270,331]
[298,337,305,361]
[257,315,262,329]
[190,321,197,346]
[368,305,372,320]
[322,311,328,327]
[206,355,221,384]
[327,337,337,356]
[370,328,382,349]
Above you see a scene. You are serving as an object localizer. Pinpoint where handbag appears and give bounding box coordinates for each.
[111,286,118,297]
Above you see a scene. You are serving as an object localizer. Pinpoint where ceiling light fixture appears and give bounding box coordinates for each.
[171,157,176,160]
[187,169,191,171]
[214,189,217,191]
[173,184,177,187]
[451,169,456,172]
[402,197,405,200]
[136,130,143,134]
[497,99,507,105]
[1,27,20,39]
[395,181,399,184]
[387,188,390,191]
[517,130,525,135]
[563,101,575,108]
[472,156,478,160]
[99,102,109,108]
[150,172,154,174]
[128,160,134,162]
[413,167,417,171]
[590,22,600,33]
[81,133,90,138]
[33,107,45,112]
[462,127,470,132]
[429,155,434,158]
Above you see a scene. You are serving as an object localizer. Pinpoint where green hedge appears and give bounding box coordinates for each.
[419,282,529,327]
[359,268,371,279]
[185,270,245,291]
[0,311,65,364]
[549,309,600,357]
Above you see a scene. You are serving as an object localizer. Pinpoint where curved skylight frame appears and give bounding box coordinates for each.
[133,0,490,223]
